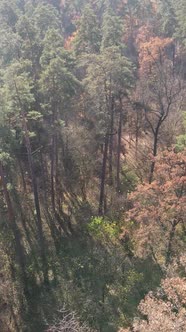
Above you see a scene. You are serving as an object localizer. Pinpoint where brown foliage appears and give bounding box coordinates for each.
[132,274,186,332]
[138,36,173,75]
[125,149,186,265]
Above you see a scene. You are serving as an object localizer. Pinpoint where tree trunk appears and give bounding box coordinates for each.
[51,134,56,212]
[17,158,27,193]
[55,137,62,212]
[116,99,123,193]
[149,135,158,184]
[14,84,48,283]
[98,134,109,215]
[135,111,140,160]
[0,162,28,296]
[22,114,48,284]
[166,220,177,265]
[149,119,162,184]
[108,98,114,185]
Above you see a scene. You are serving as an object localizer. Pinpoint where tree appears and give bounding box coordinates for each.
[2,60,49,283]
[33,3,61,39]
[0,154,28,296]
[0,0,186,330]
[39,28,80,233]
[83,46,133,214]
[126,149,186,267]
[175,0,186,47]
[120,253,186,331]
[136,36,183,183]
[73,4,101,55]
[176,112,186,151]
[132,277,186,331]
[101,8,123,50]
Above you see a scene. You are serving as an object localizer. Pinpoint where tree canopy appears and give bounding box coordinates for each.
[0,0,185,331]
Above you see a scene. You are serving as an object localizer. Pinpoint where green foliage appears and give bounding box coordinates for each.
[120,165,139,194]
[74,5,101,54]
[175,112,186,151]
[33,3,61,39]
[87,216,119,240]
[0,0,19,28]
[0,151,12,165]
[27,111,43,121]
[101,8,124,50]
[0,0,185,331]
[39,28,64,66]
[40,29,80,100]
[175,134,186,151]
[82,46,133,141]
[175,0,186,46]
[157,0,176,37]
[3,61,35,115]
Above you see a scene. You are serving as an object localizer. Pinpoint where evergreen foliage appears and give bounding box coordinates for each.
[0,0,185,331]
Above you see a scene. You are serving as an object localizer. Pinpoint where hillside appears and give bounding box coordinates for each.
[0,0,186,331]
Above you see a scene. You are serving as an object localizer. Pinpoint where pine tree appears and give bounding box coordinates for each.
[74,4,101,55]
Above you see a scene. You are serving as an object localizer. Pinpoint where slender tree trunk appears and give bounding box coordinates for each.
[50,102,58,213]
[14,83,48,283]
[149,122,161,184]
[55,137,61,212]
[0,162,28,296]
[108,98,114,185]
[116,99,122,193]
[166,220,177,265]
[51,134,56,212]
[17,159,27,192]
[98,134,109,215]
[40,151,62,250]
[22,114,48,284]
[51,132,72,235]
[13,190,33,252]
[135,111,140,160]
[149,114,164,184]
[40,151,49,204]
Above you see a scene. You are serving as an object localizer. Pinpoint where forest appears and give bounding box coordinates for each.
[0,0,186,331]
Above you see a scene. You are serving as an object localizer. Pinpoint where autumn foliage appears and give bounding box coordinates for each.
[125,149,186,265]
[138,36,173,75]
[132,277,186,331]
[0,0,185,331]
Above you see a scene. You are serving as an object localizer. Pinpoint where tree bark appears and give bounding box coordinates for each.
[0,162,28,296]
[166,220,177,265]
[135,110,141,160]
[51,134,56,212]
[22,113,48,284]
[116,98,123,193]
[14,81,48,283]
[17,158,27,192]
[149,119,162,184]
[108,98,114,185]
[98,134,109,215]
